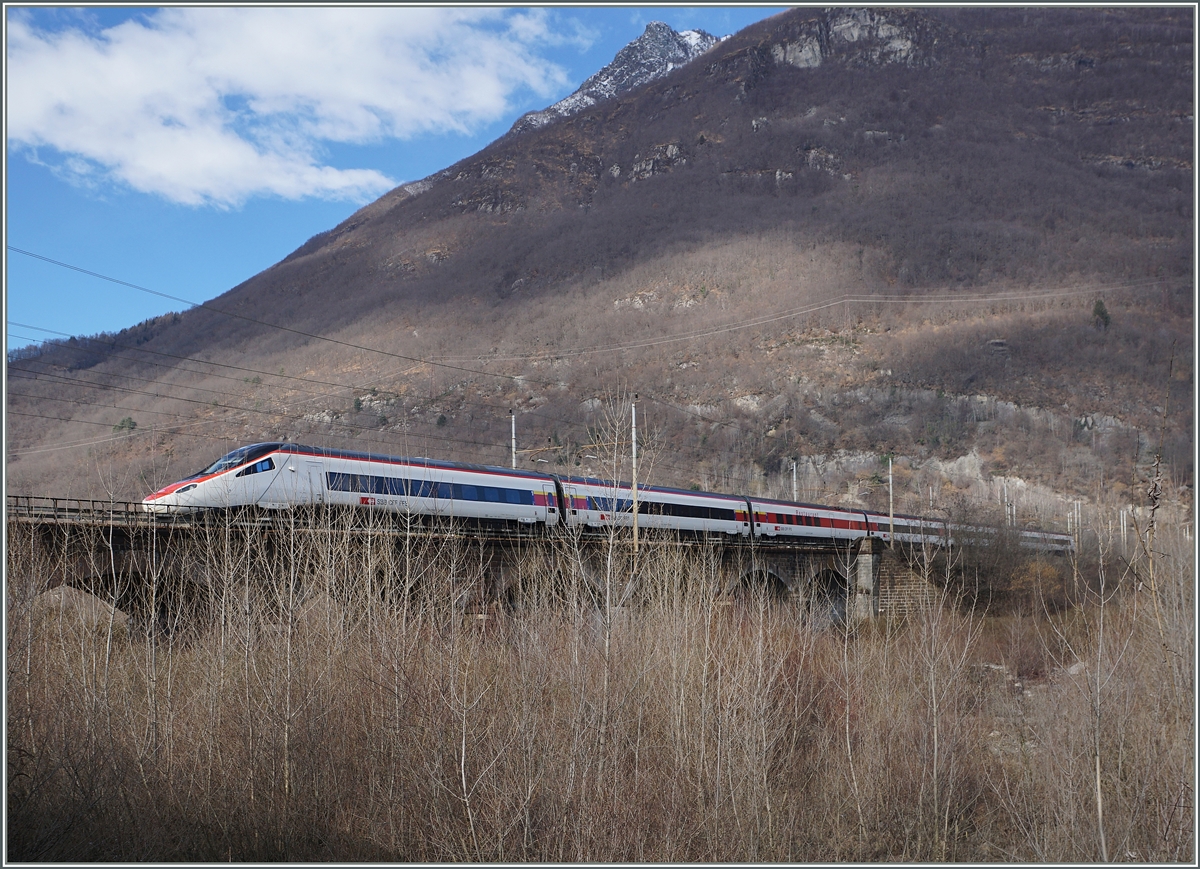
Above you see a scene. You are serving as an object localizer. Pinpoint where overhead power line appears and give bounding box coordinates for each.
[7,245,555,388]
[10,245,1165,476]
[11,245,1162,377]
[429,278,1166,362]
[8,368,553,458]
[6,324,594,435]
[7,390,711,482]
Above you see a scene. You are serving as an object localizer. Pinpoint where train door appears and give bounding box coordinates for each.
[267,457,324,507]
[257,455,297,508]
[305,461,325,505]
[561,482,585,528]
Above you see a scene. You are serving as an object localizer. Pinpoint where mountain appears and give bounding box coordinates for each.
[509,21,721,135]
[7,6,1193,517]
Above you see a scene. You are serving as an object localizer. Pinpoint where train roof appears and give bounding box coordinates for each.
[749,495,945,523]
[557,475,748,502]
[750,494,877,512]
[267,443,557,482]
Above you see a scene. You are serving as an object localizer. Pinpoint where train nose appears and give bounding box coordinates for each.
[142,481,199,512]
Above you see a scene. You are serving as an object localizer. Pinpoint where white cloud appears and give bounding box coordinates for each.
[6,7,572,207]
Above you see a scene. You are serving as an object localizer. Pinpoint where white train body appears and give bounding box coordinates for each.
[142,442,1073,554]
[560,478,750,536]
[749,497,877,542]
[143,443,561,525]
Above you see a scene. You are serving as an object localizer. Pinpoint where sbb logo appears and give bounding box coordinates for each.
[360,497,376,505]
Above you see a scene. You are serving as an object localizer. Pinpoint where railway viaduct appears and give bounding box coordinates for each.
[7,496,942,628]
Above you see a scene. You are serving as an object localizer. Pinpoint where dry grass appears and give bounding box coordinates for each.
[6,511,1193,862]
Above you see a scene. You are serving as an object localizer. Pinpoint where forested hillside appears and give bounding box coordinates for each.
[7,6,1192,529]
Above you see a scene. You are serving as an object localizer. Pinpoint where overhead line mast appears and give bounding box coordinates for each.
[632,396,639,556]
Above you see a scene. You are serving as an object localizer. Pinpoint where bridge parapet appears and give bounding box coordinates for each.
[8,496,149,526]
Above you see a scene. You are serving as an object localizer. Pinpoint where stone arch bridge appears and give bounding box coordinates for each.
[7,497,943,626]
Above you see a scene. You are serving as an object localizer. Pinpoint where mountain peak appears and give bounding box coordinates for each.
[509,21,721,135]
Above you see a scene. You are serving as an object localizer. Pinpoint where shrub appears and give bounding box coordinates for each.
[4,508,1190,862]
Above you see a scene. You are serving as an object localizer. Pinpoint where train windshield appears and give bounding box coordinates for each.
[195,443,282,477]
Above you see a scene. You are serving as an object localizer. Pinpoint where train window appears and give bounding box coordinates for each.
[327,473,534,507]
[585,495,735,522]
[588,496,627,513]
[235,457,275,477]
[653,500,736,522]
[199,443,281,476]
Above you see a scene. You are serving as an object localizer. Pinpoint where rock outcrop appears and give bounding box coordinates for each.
[29,585,130,640]
[510,21,720,135]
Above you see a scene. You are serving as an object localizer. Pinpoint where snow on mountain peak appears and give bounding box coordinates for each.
[510,22,722,135]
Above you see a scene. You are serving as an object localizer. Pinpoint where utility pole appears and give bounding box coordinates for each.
[792,459,798,502]
[510,409,516,469]
[889,455,895,543]
[631,396,639,555]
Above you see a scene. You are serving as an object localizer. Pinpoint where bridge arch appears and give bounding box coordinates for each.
[808,567,848,625]
[734,568,790,601]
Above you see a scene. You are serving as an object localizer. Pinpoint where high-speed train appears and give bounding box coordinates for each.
[143,442,1074,553]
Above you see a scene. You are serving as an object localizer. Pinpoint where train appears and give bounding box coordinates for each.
[142,442,1074,553]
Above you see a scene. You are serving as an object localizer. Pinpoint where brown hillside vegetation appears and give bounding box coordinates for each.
[6,512,1193,861]
[6,6,1192,527]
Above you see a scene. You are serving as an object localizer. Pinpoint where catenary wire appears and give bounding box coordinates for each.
[11,244,1160,381]
[430,278,1165,362]
[10,366,682,476]
[6,342,609,461]
[8,245,565,389]
[11,246,1156,472]
[6,391,718,484]
[7,372,560,457]
[7,323,605,436]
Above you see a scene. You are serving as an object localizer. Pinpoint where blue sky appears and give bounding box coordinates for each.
[5,5,784,353]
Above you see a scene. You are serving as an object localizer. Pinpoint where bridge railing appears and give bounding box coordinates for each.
[6,495,147,523]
